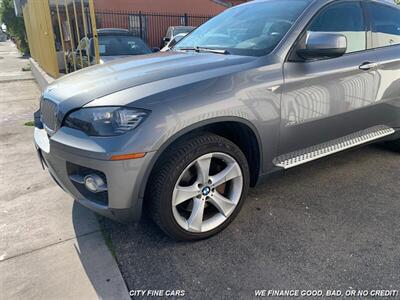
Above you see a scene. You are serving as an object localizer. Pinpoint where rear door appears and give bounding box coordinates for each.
[280,0,380,154]
[366,1,400,129]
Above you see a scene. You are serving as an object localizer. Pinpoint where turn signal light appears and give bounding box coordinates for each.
[111,152,146,161]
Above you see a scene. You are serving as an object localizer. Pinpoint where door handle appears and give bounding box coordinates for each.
[359,62,379,71]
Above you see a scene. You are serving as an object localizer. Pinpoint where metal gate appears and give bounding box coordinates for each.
[22,0,100,78]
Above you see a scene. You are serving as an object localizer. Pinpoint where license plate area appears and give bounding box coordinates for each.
[34,127,50,154]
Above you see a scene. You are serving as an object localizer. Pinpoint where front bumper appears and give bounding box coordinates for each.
[34,126,155,223]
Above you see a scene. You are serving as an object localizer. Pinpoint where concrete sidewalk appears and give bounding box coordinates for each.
[0,42,33,83]
[0,41,130,300]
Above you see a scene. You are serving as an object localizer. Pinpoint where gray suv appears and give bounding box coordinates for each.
[34,0,400,241]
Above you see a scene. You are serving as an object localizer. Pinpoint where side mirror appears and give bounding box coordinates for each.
[297,32,347,60]
[152,47,160,53]
[163,37,170,43]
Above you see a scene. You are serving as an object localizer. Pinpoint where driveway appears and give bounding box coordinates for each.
[101,144,400,299]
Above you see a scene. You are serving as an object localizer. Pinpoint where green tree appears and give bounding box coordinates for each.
[395,0,400,5]
[0,0,29,54]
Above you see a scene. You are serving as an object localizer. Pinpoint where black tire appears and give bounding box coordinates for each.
[147,133,250,241]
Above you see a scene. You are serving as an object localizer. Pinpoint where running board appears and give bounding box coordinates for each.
[273,125,395,169]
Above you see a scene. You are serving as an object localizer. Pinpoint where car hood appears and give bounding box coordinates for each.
[99,55,132,64]
[43,51,257,114]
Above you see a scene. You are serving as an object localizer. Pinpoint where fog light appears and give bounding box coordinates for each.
[84,174,107,193]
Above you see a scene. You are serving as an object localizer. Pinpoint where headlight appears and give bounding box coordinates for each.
[64,107,149,136]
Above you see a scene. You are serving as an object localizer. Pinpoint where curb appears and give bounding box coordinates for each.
[29,58,55,91]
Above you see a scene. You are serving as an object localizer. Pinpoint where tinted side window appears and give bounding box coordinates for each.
[368,2,400,48]
[308,1,366,53]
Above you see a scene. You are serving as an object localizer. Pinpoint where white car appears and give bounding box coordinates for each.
[161,33,188,51]
[162,26,195,47]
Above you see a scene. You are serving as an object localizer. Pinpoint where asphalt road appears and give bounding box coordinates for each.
[101,144,400,299]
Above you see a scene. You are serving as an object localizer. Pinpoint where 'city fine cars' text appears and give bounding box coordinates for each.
[254,289,399,297]
[129,290,185,297]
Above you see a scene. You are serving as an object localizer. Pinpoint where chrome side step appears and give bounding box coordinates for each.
[273,125,395,169]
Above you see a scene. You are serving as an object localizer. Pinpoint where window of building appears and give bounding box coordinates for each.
[128,14,148,41]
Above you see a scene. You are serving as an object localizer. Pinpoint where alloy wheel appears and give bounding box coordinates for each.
[172,152,243,233]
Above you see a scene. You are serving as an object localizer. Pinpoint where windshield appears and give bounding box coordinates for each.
[92,35,151,56]
[175,0,311,56]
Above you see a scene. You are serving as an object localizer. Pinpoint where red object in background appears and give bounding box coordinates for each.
[93,0,250,48]
[94,0,226,15]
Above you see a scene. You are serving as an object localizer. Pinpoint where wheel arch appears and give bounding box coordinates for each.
[139,117,263,202]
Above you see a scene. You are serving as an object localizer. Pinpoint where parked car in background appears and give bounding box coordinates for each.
[35,0,400,241]
[0,30,7,42]
[162,26,195,47]
[67,28,155,71]
[161,33,188,51]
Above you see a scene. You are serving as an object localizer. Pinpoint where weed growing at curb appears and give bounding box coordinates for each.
[24,121,34,126]
[98,216,117,259]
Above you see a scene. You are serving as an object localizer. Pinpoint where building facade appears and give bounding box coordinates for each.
[94,0,248,15]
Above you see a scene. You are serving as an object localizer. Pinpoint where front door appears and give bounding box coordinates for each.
[280,0,380,154]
